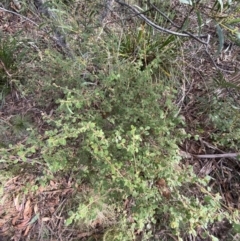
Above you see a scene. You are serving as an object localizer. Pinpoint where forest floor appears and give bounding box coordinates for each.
[0,1,240,240]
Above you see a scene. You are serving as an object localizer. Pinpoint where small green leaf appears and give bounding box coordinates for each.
[236,32,240,40]
[179,0,192,5]
[28,213,40,225]
[59,138,66,146]
[216,24,224,55]
[217,0,223,11]
[233,222,240,233]
[226,18,240,25]
[197,11,202,35]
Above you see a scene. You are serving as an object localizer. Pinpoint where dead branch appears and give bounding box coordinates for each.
[114,0,209,45]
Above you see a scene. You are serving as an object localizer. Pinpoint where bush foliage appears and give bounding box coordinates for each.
[0,0,240,240]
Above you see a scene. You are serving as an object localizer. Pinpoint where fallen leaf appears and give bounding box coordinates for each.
[23,199,32,219]
[23,224,31,236]
[156,178,171,199]
[77,231,94,238]
[14,195,22,212]
[15,218,31,229]
[12,213,21,226]
[50,180,56,187]
[162,187,171,199]
[33,203,38,213]
[42,217,51,222]
[156,178,166,189]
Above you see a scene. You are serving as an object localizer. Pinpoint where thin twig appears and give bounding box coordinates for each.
[133,4,209,44]
[0,118,13,127]
[204,46,234,73]
[115,0,209,45]
[0,7,39,27]
[179,0,201,30]
[180,150,240,159]
[194,153,240,159]
[0,60,12,77]
[149,2,180,28]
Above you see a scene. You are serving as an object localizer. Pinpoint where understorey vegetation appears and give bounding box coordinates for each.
[0,0,240,240]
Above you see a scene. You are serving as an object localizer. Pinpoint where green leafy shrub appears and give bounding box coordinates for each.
[0,35,18,106]
[209,96,240,151]
[1,1,240,240]
[9,54,231,239]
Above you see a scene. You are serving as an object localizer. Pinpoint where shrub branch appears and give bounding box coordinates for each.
[115,0,209,45]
